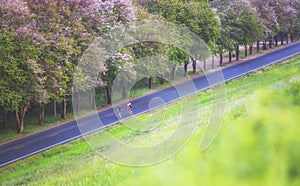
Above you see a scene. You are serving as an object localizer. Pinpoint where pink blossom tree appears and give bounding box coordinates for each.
[0,0,136,132]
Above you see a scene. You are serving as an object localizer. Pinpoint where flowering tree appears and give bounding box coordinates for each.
[0,0,41,132]
[101,51,135,104]
[270,0,298,44]
[137,0,220,71]
[250,0,279,49]
[25,0,136,118]
[0,31,39,133]
[0,0,136,132]
[292,0,300,39]
[75,0,136,107]
[250,0,279,33]
[212,0,263,62]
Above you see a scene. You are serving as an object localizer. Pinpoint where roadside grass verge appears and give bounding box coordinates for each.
[1,56,300,185]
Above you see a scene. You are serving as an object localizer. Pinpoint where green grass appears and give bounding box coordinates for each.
[1,56,300,186]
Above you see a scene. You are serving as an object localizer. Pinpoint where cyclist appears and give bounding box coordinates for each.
[117,106,122,118]
[126,103,132,116]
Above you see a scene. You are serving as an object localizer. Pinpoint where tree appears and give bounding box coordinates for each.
[250,0,279,48]
[167,46,190,80]
[25,0,136,118]
[212,0,263,61]
[0,32,38,133]
[137,0,220,70]
[26,0,92,119]
[0,0,137,131]
[291,0,300,40]
[0,0,41,132]
[28,60,49,125]
[101,51,134,104]
[270,0,298,44]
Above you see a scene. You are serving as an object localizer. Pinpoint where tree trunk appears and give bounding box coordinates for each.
[54,100,57,117]
[256,40,260,52]
[212,55,214,68]
[274,36,278,46]
[122,85,127,99]
[184,62,188,77]
[121,79,128,99]
[172,65,177,81]
[269,38,272,49]
[89,93,92,109]
[204,60,206,70]
[250,45,253,55]
[281,32,284,45]
[89,93,96,109]
[245,45,248,57]
[15,112,24,133]
[229,50,232,63]
[148,77,153,89]
[157,76,165,85]
[105,86,112,105]
[219,54,223,66]
[92,95,96,110]
[235,45,239,61]
[15,106,28,133]
[38,102,45,125]
[4,110,8,129]
[75,91,80,112]
[192,59,196,73]
[60,99,67,119]
[263,41,267,50]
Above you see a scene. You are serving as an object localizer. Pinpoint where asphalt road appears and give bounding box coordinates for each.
[1,42,300,168]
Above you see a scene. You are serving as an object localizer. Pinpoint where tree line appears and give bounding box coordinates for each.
[1,0,300,133]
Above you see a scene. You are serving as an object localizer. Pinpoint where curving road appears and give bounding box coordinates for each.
[1,42,300,168]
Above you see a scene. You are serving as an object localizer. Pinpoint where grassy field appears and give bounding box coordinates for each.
[1,56,300,186]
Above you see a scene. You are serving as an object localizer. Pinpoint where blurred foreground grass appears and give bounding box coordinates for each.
[1,56,300,186]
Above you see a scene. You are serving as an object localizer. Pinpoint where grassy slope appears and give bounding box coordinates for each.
[1,56,300,186]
